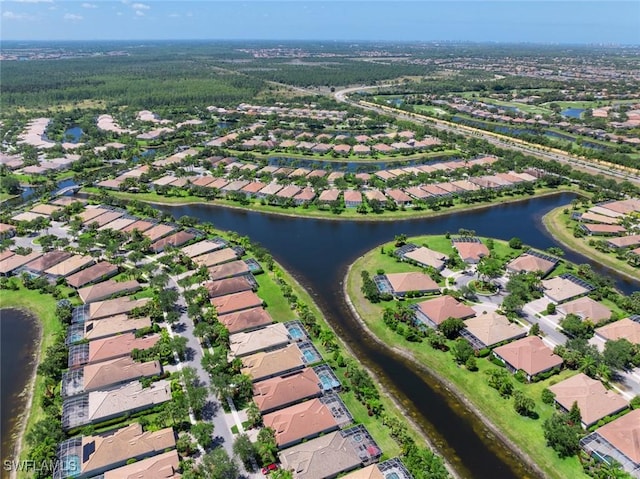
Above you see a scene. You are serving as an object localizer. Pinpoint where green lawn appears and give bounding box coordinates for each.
[346,237,589,479]
[542,206,640,282]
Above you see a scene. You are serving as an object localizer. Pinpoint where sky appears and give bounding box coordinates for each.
[1,0,639,44]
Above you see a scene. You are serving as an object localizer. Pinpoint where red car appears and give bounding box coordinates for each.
[261,464,279,475]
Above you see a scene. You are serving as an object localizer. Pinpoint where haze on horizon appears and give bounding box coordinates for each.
[1,0,639,45]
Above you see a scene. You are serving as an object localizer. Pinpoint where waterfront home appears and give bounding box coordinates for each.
[385,189,412,207]
[451,237,490,264]
[293,187,316,205]
[97,217,136,232]
[580,223,627,236]
[460,311,527,350]
[364,189,387,203]
[278,425,381,479]
[380,272,440,298]
[549,373,628,428]
[276,184,302,200]
[318,189,340,204]
[61,356,160,398]
[53,424,175,479]
[241,343,306,382]
[218,306,273,334]
[493,336,563,381]
[606,235,640,249]
[581,409,640,477]
[506,250,558,277]
[142,224,175,242]
[211,290,263,315]
[559,296,612,324]
[401,246,447,270]
[344,190,363,208]
[595,317,640,344]
[412,295,476,328]
[263,397,342,448]
[65,262,118,288]
[101,450,180,479]
[229,323,291,358]
[253,368,323,413]
[121,219,155,234]
[61,380,171,430]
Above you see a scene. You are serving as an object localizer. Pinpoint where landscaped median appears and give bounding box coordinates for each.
[345,234,589,479]
[543,205,640,282]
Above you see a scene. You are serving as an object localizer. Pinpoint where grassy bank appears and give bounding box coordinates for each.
[83,186,579,222]
[0,285,64,476]
[345,236,588,479]
[542,206,640,282]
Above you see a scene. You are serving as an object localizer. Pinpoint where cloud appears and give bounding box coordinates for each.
[168,13,180,18]
[131,3,150,10]
[81,3,97,8]
[135,9,144,16]
[2,11,30,19]
[10,0,53,3]
[64,13,83,21]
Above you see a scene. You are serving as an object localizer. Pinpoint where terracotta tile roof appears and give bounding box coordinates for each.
[264,398,339,447]
[97,217,136,232]
[549,373,628,427]
[596,318,640,344]
[203,276,253,298]
[507,253,556,276]
[403,246,446,270]
[229,323,291,358]
[69,424,175,477]
[193,247,238,267]
[218,306,273,334]
[150,230,196,252]
[30,204,61,216]
[386,272,439,295]
[180,239,226,258]
[580,212,620,225]
[343,190,362,204]
[88,296,151,320]
[542,276,590,303]
[364,190,387,202]
[453,241,490,263]
[211,290,263,315]
[494,336,563,377]
[0,251,42,275]
[45,254,94,277]
[278,430,364,479]
[78,279,141,304]
[241,344,305,382]
[24,250,72,273]
[581,223,626,235]
[120,220,155,234]
[89,211,125,228]
[593,409,640,463]
[66,261,118,288]
[87,333,160,364]
[82,356,161,393]
[416,295,476,325]
[253,368,322,413]
[607,235,640,248]
[208,260,250,280]
[102,450,181,479]
[82,315,152,342]
[143,224,175,242]
[559,297,612,324]
[79,207,110,223]
[318,189,340,202]
[340,465,385,479]
[463,311,526,348]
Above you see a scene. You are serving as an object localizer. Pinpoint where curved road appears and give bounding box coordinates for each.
[334,85,640,185]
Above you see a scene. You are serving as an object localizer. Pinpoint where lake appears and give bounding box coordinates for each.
[63,127,83,144]
[0,309,39,478]
[155,192,638,479]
